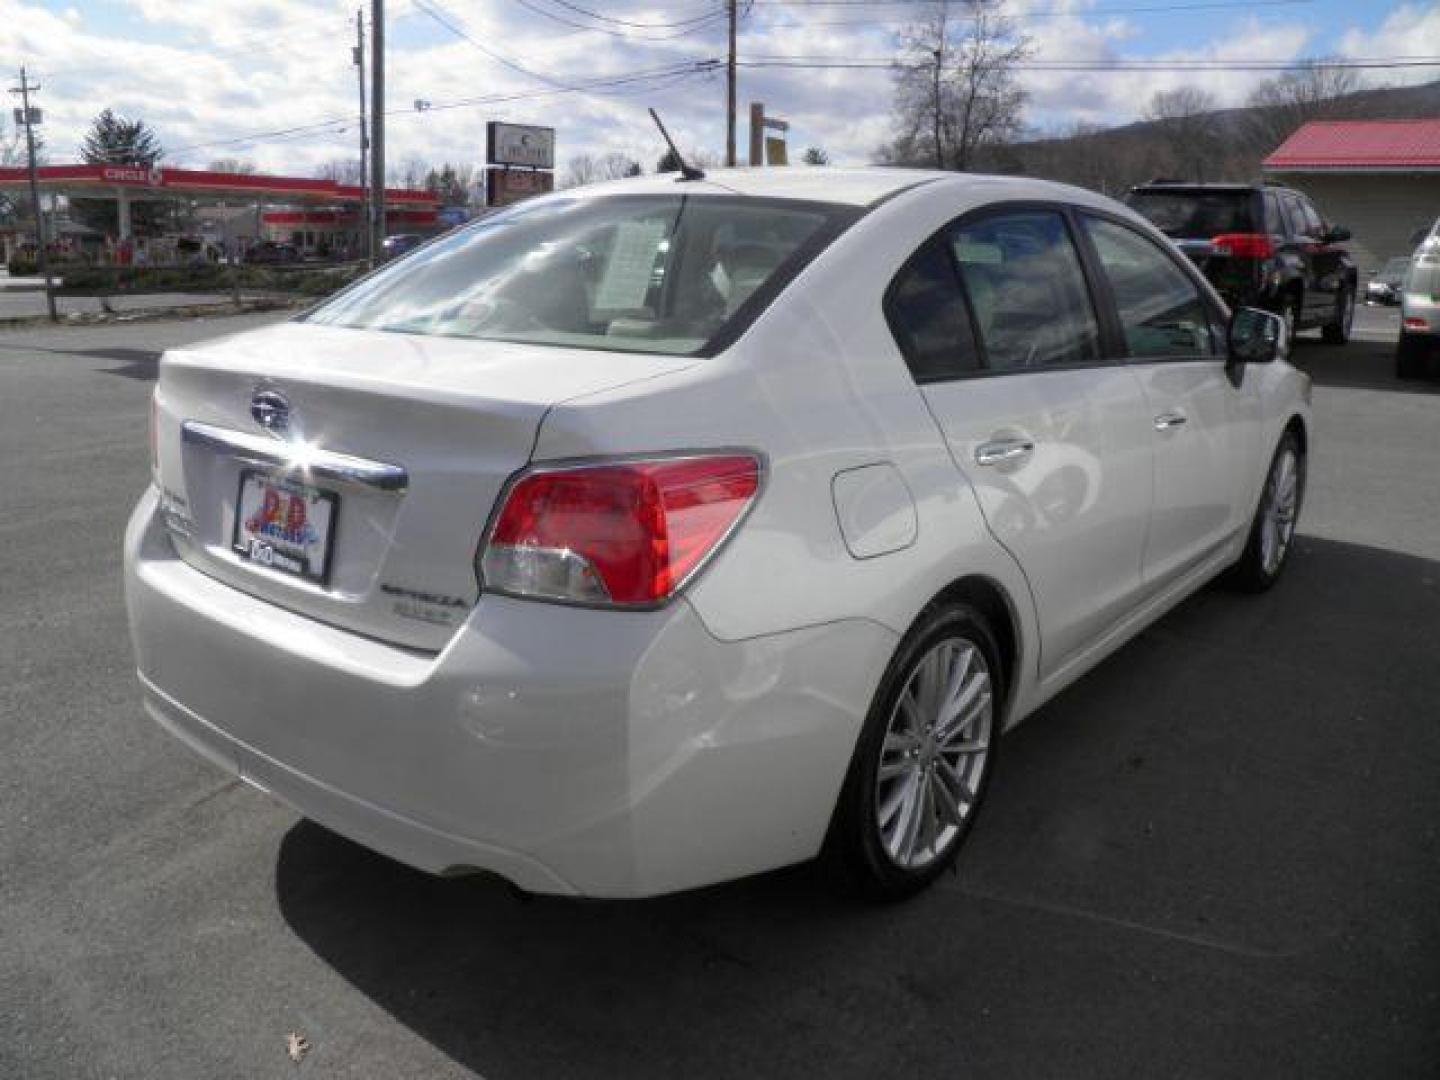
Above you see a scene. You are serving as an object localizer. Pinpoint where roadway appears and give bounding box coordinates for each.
[0,307,1435,1079]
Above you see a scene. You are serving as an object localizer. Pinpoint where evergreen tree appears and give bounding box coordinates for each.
[72,110,170,237]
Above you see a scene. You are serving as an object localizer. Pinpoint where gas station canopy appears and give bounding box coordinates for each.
[0,163,438,239]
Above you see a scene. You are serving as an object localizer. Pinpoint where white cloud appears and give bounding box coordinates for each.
[1340,3,1440,87]
[0,0,1424,181]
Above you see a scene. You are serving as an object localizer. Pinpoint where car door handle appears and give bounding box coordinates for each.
[1153,411,1188,431]
[974,437,1035,467]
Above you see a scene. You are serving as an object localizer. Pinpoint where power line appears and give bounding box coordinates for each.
[509,0,727,40]
[749,0,1316,22]
[738,54,1440,72]
[537,0,725,28]
[412,0,584,89]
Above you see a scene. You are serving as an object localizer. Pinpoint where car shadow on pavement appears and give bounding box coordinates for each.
[274,534,1440,1080]
[1291,337,1440,395]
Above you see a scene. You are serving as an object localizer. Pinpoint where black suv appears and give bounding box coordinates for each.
[1126,181,1357,344]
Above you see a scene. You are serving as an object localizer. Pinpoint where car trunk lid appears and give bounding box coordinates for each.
[153,319,694,651]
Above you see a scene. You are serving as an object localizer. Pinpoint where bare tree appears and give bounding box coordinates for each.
[802,146,830,165]
[315,158,363,184]
[1244,62,1367,154]
[1144,86,1222,182]
[392,155,431,190]
[882,0,1033,171]
[562,152,643,188]
[208,157,257,174]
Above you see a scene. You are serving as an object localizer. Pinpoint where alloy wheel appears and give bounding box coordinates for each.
[874,636,993,870]
[1260,446,1300,575]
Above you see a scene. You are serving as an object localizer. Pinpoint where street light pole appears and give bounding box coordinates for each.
[10,66,56,322]
[370,0,385,261]
[725,0,737,167]
[354,8,371,266]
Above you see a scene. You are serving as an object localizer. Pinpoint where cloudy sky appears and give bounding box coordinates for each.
[4,0,1438,180]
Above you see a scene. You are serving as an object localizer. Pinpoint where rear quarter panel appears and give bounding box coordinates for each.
[531,178,1062,723]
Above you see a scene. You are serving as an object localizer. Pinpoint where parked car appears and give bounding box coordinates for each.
[1397,235,1440,379]
[381,233,425,260]
[125,169,1310,900]
[245,241,300,265]
[1126,181,1357,344]
[1366,256,1411,306]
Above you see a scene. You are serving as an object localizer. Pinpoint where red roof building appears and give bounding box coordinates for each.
[1263,120,1440,270]
[1264,120,1440,173]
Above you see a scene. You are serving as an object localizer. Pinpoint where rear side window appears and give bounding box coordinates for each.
[949,211,1101,371]
[1281,195,1308,238]
[884,242,980,381]
[1126,190,1253,238]
[1082,216,1216,358]
[1406,251,1440,298]
[1263,192,1284,234]
[304,194,856,357]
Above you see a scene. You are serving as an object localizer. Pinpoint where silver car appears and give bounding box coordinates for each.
[125,168,1311,899]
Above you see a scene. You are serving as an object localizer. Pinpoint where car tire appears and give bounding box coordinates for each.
[1280,290,1303,344]
[1396,332,1426,380]
[1227,430,1305,593]
[1321,285,1354,344]
[827,601,1002,901]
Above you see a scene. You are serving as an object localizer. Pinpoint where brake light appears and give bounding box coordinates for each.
[1404,317,1429,331]
[1210,233,1274,258]
[480,454,761,606]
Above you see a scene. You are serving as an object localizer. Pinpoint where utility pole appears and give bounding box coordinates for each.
[370,0,385,261]
[725,0,737,167]
[353,9,371,266]
[10,67,55,322]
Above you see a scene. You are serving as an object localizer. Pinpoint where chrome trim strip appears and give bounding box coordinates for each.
[180,420,409,494]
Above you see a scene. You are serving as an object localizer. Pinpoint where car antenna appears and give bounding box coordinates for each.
[649,108,705,182]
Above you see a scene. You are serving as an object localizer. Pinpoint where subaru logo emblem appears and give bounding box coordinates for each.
[250,388,291,435]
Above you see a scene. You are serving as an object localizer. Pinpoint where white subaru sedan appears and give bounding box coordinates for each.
[125,168,1310,899]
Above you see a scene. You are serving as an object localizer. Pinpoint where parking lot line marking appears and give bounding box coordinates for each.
[952,884,1299,959]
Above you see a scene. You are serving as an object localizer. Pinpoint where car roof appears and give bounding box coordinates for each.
[1130,183,1261,193]
[552,166,1116,209]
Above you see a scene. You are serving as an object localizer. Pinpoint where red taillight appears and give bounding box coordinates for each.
[1210,233,1274,258]
[1404,317,1429,331]
[480,454,761,606]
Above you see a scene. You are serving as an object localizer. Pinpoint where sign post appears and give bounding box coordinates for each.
[485,122,555,208]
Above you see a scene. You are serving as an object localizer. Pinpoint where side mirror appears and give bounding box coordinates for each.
[1326,225,1351,243]
[1228,307,1287,365]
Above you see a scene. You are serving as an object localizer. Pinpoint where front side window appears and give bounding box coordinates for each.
[948,210,1101,371]
[1299,199,1325,239]
[1082,216,1216,358]
[884,241,980,381]
[305,195,855,356]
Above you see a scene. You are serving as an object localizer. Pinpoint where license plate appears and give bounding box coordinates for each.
[232,471,338,584]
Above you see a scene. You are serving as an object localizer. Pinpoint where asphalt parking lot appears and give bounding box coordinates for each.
[1,305,1436,1079]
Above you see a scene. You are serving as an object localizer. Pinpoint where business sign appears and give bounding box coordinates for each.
[486,122,555,170]
[101,166,165,187]
[487,166,554,208]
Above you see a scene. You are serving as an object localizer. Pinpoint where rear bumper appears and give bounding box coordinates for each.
[125,487,895,897]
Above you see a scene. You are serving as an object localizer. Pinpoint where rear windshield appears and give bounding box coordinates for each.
[1406,250,1440,298]
[1380,256,1411,281]
[304,194,857,356]
[1125,190,1254,238]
